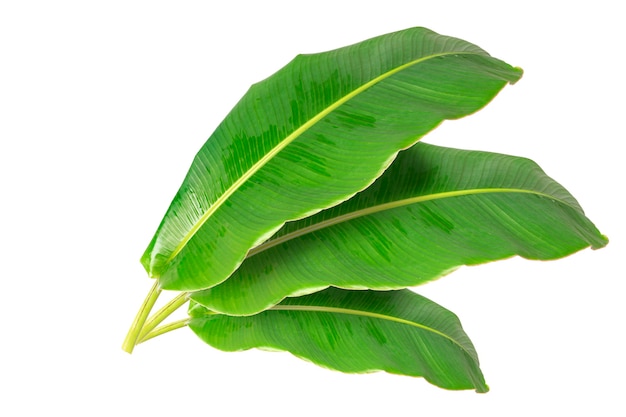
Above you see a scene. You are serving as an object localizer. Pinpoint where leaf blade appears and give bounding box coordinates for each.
[191,143,608,315]
[188,287,488,392]
[142,27,522,291]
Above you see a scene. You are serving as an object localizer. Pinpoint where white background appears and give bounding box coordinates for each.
[1,1,624,415]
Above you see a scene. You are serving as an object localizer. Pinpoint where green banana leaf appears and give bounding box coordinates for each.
[188,287,488,392]
[142,27,523,291]
[191,143,608,315]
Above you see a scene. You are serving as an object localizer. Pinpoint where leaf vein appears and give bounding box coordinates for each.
[164,51,479,266]
[248,188,566,256]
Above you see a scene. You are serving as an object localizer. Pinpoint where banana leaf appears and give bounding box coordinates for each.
[191,143,608,315]
[142,27,523,291]
[188,287,488,392]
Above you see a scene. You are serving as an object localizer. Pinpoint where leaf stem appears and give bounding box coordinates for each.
[138,292,189,341]
[138,319,190,344]
[122,280,162,354]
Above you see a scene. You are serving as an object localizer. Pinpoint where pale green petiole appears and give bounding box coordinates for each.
[138,318,191,344]
[125,235,298,349]
[122,280,162,353]
[138,292,190,342]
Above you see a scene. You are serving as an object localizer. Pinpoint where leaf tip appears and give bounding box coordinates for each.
[510,66,524,84]
[476,383,490,394]
[593,234,609,249]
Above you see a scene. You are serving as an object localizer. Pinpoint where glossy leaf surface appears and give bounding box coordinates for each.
[189,287,488,392]
[142,27,522,291]
[192,143,608,315]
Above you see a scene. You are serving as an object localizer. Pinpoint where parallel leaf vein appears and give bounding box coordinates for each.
[270,304,470,356]
[164,51,478,265]
[248,188,562,256]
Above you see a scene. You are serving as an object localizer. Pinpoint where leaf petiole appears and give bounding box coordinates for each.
[122,280,162,353]
[138,319,190,344]
[138,292,190,342]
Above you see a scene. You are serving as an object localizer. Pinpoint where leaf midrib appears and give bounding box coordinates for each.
[164,50,477,265]
[247,188,565,257]
[270,304,473,358]
[195,303,474,360]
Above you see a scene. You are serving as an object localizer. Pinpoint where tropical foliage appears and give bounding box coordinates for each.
[123,27,607,393]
